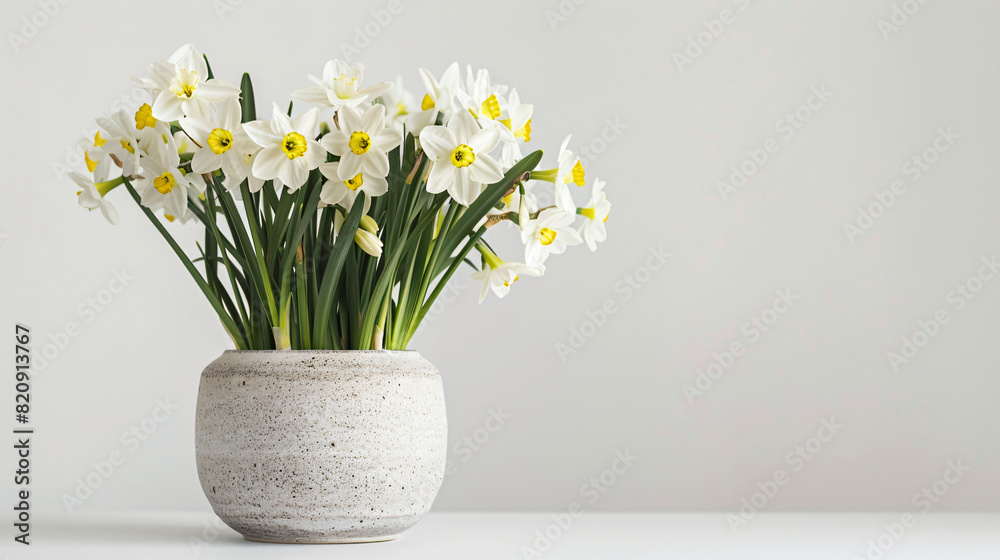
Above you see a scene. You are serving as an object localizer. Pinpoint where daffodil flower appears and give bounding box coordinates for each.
[180,98,259,190]
[134,139,204,219]
[471,244,543,302]
[419,111,504,206]
[531,135,585,214]
[291,59,390,110]
[71,172,122,225]
[320,104,401,184]
[457,67,506,124]
[318,162,378,213]
[136,44,241,121]
[499,88,533,163]
[577,178,611,251]
[375,76,418,133]
[406,62,462,137]
[243,103,325,191]
[521,207,583,267]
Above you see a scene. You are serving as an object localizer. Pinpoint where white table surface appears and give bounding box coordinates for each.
[10,512,1000,559]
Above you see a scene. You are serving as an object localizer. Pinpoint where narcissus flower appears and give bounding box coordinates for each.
[136,44,240,121]
[577,178,610,251]
[407,62,461,136]
[180,98,257,189]
[500,88,533,163]
[134,139,205,219]
[72,172,123,225]
[291,59,391,110]
[244,103,324,191]
[376,76,418,133]
[457,67,505,124]
[419,111,503,206]
[531,135,585,214]
[320,104,401,182]
[521,207,583,266]
[471,244,543,302]
[319,161,380,212]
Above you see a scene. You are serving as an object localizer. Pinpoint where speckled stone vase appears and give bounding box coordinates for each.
[195,350,447,544]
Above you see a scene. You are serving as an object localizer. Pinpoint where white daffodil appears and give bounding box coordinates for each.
[318,162,378,212]
[471,244,543,302]
[577,178,610,251]
[531,135,585,214]
[180,98,256,182]
[376,76,418,133]
[90,109,144,177]
[521,207,583,266]
[71,172,123,225]
[456,67,506,124]
[136,44,241,121]
[77,132,115,179]
[419,111,503,206]
[320,104,401,183]
[291,59,390,110]
[243,103,324,191]
[133,138,204,219]
[407,62,462,137]
[500,88,533,163]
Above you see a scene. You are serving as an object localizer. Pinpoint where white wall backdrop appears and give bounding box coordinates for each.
[2,0,999,517]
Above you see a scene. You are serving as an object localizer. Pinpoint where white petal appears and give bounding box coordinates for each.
[243,120,281,148]
[252,147,286,180]
[419,126,456,160]
[151,92,184,121]
[469,154,503,184]
[99,201,119,225]
[426,163,454,194]
[292,86,333,106]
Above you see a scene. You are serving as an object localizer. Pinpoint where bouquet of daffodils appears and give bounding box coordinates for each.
[71,44,611,350]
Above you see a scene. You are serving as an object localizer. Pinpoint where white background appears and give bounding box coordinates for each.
[1,0,999,520]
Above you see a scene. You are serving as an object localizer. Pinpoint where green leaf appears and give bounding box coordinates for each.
[312,193,367,348]
[240,72,256,123]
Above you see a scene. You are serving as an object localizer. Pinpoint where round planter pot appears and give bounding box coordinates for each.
[195,350,447,544]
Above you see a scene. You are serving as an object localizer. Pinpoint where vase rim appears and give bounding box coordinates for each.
[223,349,417,353]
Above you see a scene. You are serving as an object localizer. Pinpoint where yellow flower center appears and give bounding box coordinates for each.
[348,131,371,155]
[134,103,157,130]
[169,69,198,99]
[481,94,501,120]
[208,128,234,154]
[282,132,307,159]
[503,275,519,287]
[538,228,557,246]
[564,161,585,187]
[164,214,176,223]
[394,102,409,118]
[450,144,476,168]
[580,208,596,220]
[421,94,435,111]
[153,172,178,194]
[344,173,364,191]
[500,118,532,142]
[93,131,107,147]
[120,139,134,154]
